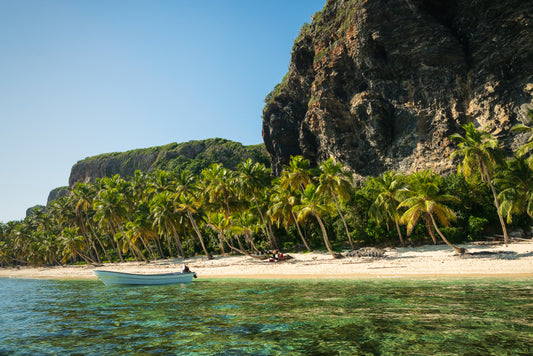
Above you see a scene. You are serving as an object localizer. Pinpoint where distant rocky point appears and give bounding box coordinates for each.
[39,139,267,212]
[68,138,268,188]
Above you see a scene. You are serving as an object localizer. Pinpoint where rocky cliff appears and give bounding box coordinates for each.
[68,139,268,187]
[262,0,533,176]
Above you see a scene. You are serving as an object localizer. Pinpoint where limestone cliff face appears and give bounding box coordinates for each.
[68,139,268,187]
[262,0,533,176]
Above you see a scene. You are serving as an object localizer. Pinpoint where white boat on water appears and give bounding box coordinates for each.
[94,270,197,286]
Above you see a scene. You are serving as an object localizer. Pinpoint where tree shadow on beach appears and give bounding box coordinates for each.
[459,251,533,260]
[385,241,533,261]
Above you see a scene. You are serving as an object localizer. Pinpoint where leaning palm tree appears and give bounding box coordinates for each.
[399,171,464,254]
[229,211,262,255]
[269,182,311,251]
[317,158,355,249]
[205,212,230,255]
[175,192,213,260]
[58,227,92,264]
[367,171,408,246]
[93,188,147,262]
[72,182,107,263]
[93,188,127,262]
[236,159,278,249]
[449,122,509,244]
[149,191,185,258]
[294,183,342,259]
[495,156,533,222]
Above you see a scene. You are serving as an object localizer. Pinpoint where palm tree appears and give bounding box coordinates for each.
[367,171,408,246]
[205,212,230,255]
[175,170,198,195]
[236,159,278,249]
[317,158,355,249]
[449,122,510,244]
[495,156,533,222]
[72,182,108,263]
[175,192,213,260]
[269,182,311,251]
[201,164,238,217]
[512,108,533,169]
[280,156,314,193]
[399,171,464,254]
[131,170,150,202]
[58,227,92,264]
[48,195,76,232]
[0,240,12,267]
[93,188,128,262]
[147,170,176,195]
[230,211,261,255]
[149,191,186,258]
[294,183,341,259]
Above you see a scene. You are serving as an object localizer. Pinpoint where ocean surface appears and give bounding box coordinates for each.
[0,277,531,355]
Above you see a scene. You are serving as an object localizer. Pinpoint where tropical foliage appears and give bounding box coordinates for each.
[1,118,532,266]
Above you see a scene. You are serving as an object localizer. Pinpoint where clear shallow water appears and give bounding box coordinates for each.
[0,277,532,355]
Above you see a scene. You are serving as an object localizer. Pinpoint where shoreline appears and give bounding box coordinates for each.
[1,240,532,281]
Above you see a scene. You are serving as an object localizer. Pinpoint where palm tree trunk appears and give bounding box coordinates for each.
[224,237,265,259]
[187,211,212,260]
[218,232,227,255]
[332,192,354,249]
[253,198,278,250]
[244,231,260,254]
[155,236,166,259]
[78,215,99,263]
[139,235,158,261]
[87,219,112,262]
[108,224,124,262]
[235,235,248,254]
[113,219,147,262]
[207,224,227,255]
[125,234,147,262]
[314,213,341,259]
[291,211,311,251]
[75,248,93,264]
[163,222,174,257]
[482,164,510,244]
[170,225,185,258]
[424,215,437,244]
[429,214,465,254]
[394,219,405,247]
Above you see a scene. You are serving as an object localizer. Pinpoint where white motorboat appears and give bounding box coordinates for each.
[94,270,197,286]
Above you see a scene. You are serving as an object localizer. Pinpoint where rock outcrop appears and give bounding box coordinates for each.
[47,186,70,205]
[262,0,533,176]
[68,139,268,187]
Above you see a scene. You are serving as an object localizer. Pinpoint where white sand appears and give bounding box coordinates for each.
[1,240,532,280]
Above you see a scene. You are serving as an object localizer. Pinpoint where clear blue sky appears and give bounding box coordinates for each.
[0,0,325,223]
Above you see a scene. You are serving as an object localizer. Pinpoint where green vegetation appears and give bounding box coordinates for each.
[0,117,532,267]
[76,138,269,178]
[264,72,290,105]
[512,108,533,169]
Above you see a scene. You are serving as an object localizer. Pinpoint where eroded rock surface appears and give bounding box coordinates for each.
[262,0,533,176]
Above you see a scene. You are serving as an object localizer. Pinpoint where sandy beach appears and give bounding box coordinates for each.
[1,240,532,280]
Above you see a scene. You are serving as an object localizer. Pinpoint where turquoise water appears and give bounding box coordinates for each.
[0,277,532,355]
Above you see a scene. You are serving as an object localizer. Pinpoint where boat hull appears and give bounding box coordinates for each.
[94,270,196,286]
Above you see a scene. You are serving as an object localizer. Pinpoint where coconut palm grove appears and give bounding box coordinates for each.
[1,113,532,267]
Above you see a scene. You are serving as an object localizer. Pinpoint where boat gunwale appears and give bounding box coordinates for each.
[94,270,194,277]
